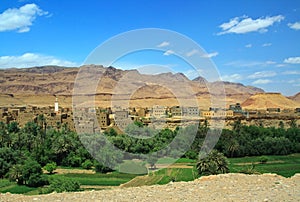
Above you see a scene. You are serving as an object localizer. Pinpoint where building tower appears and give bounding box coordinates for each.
[54,97,59,113]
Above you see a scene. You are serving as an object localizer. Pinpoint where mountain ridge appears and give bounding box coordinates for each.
[0,65,298,109]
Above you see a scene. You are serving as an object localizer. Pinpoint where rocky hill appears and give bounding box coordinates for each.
[242,93,300,109]
[1,65,298,109]
[290,92,300,103]
[1,173,299,201]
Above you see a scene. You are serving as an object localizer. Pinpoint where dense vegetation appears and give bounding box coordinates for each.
[0,118,299,192]
[215,120,300,157]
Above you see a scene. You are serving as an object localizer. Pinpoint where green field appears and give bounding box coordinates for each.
[49,172,137,186]
[0,180,36,194]
[156,157,196,164]
[0,153,299,194]
[229,153,300,177]
[123,153,300,187]
[0,172,138,195]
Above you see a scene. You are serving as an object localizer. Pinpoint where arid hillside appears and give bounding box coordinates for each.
[242,93,300,109]
[1,65,298,109]
[290,92,300,103]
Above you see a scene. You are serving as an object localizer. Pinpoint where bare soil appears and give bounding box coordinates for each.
[1,173,299,202]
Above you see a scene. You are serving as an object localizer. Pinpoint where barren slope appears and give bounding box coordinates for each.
[242,93,300,109]
[290,92,300,103]
[0,65,273,109]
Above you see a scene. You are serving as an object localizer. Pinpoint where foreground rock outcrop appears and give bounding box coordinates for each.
[1,173,299,202]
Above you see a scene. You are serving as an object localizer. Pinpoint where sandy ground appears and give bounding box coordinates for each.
[1,173,299,202]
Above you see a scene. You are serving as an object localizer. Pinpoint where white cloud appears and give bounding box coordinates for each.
[276,64,286,67]
[262,43,272,47]
[218,15,284,35]
[201,52,218,58]
[248,71,277,79]
[265,60,276,65]
[284,56,300,64]
[245,44,252,48]
[219,17,240,30]
[221,74,242,82]
[0,53,77,68]
[186,50,218,58]
[225,60,276,67]
[252,79,272,85]
[225,61,261,67]
[287,78,300,84]
[183,69,204,80]
[163,50,175,56]
[186,49,199,57]
[283,70,300,75]
[157,41,170,48]
[0,3,48,33]
[288,22,300,30]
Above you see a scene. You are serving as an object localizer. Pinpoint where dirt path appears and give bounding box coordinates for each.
[47,168,95,174]
[1,173,299,201]
[234,160,285,166]
[155,163,194,169]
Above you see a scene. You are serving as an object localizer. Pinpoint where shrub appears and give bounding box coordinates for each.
[240,163,260,175]
[8,159,43,186]
[184,150,198,160]
[63,153,82,167]
[45,178,80,193]
[81,160,93,170]
[259,156,268,164]
[44,162,57,174]
[196,150,229,176]
[94,162,113,173]
[27,174,48,187]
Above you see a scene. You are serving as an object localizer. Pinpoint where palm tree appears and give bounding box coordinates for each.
[232,119,242,134]
[8,164,23,185]
[289,119,297,128]
[196,150,229,176]
[227,139,240,157]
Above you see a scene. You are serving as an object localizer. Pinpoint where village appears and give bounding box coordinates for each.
[1,98,299,134]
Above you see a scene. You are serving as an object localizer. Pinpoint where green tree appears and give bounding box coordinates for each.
[232,119,242,134]
[133,120,144,127]
[7,159,46,187]
[21,159,43,185]
[7,164,23,185]
[278,121,284,129]
[94,162,113,173]
[196,150,229,176]
[289,119,297,128]
[226,139,240,157]
[0,147,17,178]
[7,122,19,134]
[28,173,48,187]
[81,159,93,170]
[44,162,57,174]
[46,178,80,193]
[22,122,40,152]
[0,122,10,147]
[81,133,123,173]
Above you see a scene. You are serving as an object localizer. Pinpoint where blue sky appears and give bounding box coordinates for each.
[0,0,299,96]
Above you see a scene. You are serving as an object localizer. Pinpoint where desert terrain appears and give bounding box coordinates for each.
[1,65,299,109]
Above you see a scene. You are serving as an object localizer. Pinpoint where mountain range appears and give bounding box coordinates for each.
[0,65,299,109]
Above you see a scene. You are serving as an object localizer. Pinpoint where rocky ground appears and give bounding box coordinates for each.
[1,173,299,202]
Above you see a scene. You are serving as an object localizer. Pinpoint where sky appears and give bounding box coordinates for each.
[0,0,299,96]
